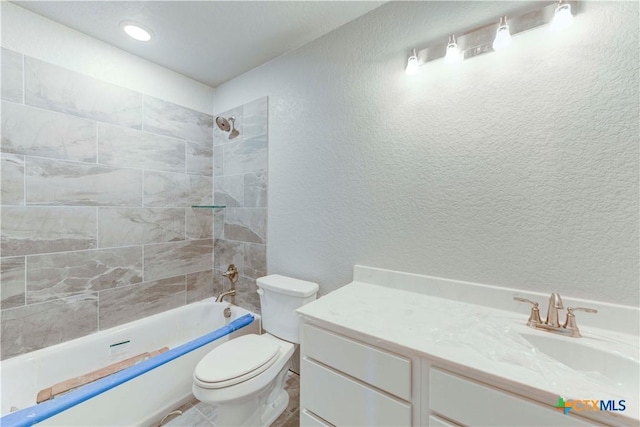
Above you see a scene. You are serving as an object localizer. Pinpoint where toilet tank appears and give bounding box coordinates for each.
[257,275,319,343]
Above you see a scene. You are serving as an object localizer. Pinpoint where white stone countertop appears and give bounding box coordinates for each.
[297,280,640,426]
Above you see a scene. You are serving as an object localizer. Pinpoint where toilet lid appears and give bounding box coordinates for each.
[194,334,280,388]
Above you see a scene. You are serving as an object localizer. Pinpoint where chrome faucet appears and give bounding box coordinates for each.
[545,292,564,327]
[514,293,597,338]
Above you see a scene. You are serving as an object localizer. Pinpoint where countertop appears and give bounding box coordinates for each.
[297,278,640,425]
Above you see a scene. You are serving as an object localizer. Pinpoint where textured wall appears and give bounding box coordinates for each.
[213,1,639,306]
[213,98,269,314]
[0,50,216,360]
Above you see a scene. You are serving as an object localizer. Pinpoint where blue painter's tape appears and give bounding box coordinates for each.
[1,313,254,427]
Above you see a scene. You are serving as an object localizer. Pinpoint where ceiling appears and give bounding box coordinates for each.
[13,1,385,87]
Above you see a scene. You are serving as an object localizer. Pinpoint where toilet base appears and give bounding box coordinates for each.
[199,362,291,426]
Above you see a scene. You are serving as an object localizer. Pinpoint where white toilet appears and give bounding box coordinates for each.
[192,274,319,426]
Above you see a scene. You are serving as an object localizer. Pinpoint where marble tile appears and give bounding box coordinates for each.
[223,208,267,244]
[192,400,218,423]
[213,145,224,177]
[186,140,213,176]
[144,171,213,207]
[244,243,267,279]
[186,270,219,303]
[244,171,267,207]
[213,209,224,239]
[223,134,268,176]
[213,106,242,146]
[98,123,185,173]
[214,174,244,207]
[1,153,24,205]
[1,101,96,162]
[0,257,26,309]
[234,275,260,315]
[142,96,213,143]
[98,208,185,247]
[144,239,213,282]
[25,57,142,129]
[1,48,23,103]
[99,276,185,330]
[187,208,213,240]
[1,207,97,257]
[25,157,143,206]
[1,294,98,360]
[26,247,143,303]
[242,97,268,139]
[213,239,244,272]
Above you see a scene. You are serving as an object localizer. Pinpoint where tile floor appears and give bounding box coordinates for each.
[160,371,300,427]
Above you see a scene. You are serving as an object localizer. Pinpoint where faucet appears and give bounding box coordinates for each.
[545,292,564,327]
[514,293,598,338]
[215,289,236,303]
[216,264,238,304]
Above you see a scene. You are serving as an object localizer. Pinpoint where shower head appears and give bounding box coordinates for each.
[215,116,231,132]
[216,115,240,140]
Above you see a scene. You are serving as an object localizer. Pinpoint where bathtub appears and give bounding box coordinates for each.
[0,299,260,426]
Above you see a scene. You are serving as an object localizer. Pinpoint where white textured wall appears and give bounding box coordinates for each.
[1,2,214,113]
[213,1,639,306]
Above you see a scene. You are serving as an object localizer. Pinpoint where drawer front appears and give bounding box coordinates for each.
[429,368,595,426]
[302,357,412,426]
[300,409,335,427]
[428,414,460,427]
[302,323,411,400]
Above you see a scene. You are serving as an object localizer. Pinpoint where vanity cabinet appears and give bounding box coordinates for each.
[300,323,413,426]
[300,321,600,426]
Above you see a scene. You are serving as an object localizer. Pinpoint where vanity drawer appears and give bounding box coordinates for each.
[300,409,335,427]
[302,323,411,400]
[301,357,412,426]
[429,368,595,426]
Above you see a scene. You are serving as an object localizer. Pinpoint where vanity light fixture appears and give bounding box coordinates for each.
[121,22,153,42]
[404,1,578,73]
[405,49,419,75]
[492,16,512,51]
[550,1,574,33]
[444,35,462,64]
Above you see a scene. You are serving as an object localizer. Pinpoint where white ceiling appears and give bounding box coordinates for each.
[13,1,385,88]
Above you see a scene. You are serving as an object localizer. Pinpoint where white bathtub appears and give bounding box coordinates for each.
[0,299,260,426]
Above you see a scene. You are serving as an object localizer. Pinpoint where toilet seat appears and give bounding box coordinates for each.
[194,334,280,389]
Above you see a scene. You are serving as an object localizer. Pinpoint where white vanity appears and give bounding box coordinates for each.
[297,266,639,426]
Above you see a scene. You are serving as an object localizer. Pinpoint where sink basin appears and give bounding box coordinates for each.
[519,332,640,395]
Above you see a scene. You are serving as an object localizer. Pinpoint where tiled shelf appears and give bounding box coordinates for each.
[191,205,226,209]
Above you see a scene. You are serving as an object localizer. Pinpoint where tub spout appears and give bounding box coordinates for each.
[215,289,236,303]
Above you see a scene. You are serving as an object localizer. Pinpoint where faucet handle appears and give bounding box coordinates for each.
[513,297,542,326]
[563,307,598,337]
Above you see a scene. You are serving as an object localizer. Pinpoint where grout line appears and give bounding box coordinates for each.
[22,53,25,105]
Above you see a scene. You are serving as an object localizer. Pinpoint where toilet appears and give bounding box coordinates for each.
[192,274,319,426]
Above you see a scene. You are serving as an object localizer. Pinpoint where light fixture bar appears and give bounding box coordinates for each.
[414,1,578,66]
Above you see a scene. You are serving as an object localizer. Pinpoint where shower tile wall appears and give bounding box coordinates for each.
[213,97,268,314]
[0,49,218,360]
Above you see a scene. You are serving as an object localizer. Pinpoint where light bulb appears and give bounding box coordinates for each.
[444,35,462,64]
[550,2,574,33]
[492,16,512,51]
[122,22,153,41]
[405,49,419,75]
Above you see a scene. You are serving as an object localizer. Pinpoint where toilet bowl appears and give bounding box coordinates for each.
[192,275,318,426]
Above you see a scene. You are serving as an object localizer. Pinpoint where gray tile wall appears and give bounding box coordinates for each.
[213,97,268,315]
[0,49,216,360]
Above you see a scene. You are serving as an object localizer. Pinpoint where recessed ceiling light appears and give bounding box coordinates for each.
[121,22,152,42]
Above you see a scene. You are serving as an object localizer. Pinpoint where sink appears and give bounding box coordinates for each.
[519,332,640,395]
